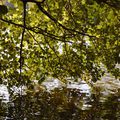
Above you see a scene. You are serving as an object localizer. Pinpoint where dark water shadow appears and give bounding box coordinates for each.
[0,87,120,120]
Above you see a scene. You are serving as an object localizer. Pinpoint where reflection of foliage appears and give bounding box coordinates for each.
[5,87,119,120]
[11,87,85,120]
[0,100,7,119]
[102,96,120,119]
[92,78,120,97]
[0,0,120,87]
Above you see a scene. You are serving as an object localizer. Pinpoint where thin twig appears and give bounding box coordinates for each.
[27,30,46,52]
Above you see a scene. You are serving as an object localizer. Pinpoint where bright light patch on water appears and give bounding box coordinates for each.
[0,85,9,102]
[42,79,63,91]
[42,78,91,95]
[67,81,91,95]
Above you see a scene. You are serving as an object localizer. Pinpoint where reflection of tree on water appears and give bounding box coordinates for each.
[102,96,120,120]
[0,76,120,119]
[90,94,120,120]
[92,77,120,97]
[2,86,120,120]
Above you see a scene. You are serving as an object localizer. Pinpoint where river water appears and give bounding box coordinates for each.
[0,77,120,120]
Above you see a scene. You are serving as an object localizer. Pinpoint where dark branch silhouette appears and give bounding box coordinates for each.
[0,18,87,44]
[36,2,95,37]
[20,0,95,37]
[19,1,27,84]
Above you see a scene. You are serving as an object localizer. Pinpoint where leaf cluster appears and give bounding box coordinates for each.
[0,0,120,87]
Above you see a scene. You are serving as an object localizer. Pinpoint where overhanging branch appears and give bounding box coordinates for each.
[36,2,95,38]
[19,1,27,85]
[18,0,96,38]
[0,18,73,43]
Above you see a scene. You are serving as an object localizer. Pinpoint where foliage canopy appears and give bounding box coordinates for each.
[0,0,120,86]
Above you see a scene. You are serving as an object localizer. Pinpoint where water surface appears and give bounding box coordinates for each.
[0,79,120,120]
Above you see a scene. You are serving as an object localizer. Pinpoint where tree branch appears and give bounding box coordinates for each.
[0,18,73,43]
[19,1,27,84]
[36,3,95,38]
[20,0,96,38]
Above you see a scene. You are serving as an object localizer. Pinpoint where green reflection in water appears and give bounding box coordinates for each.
[0,87,120,120]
